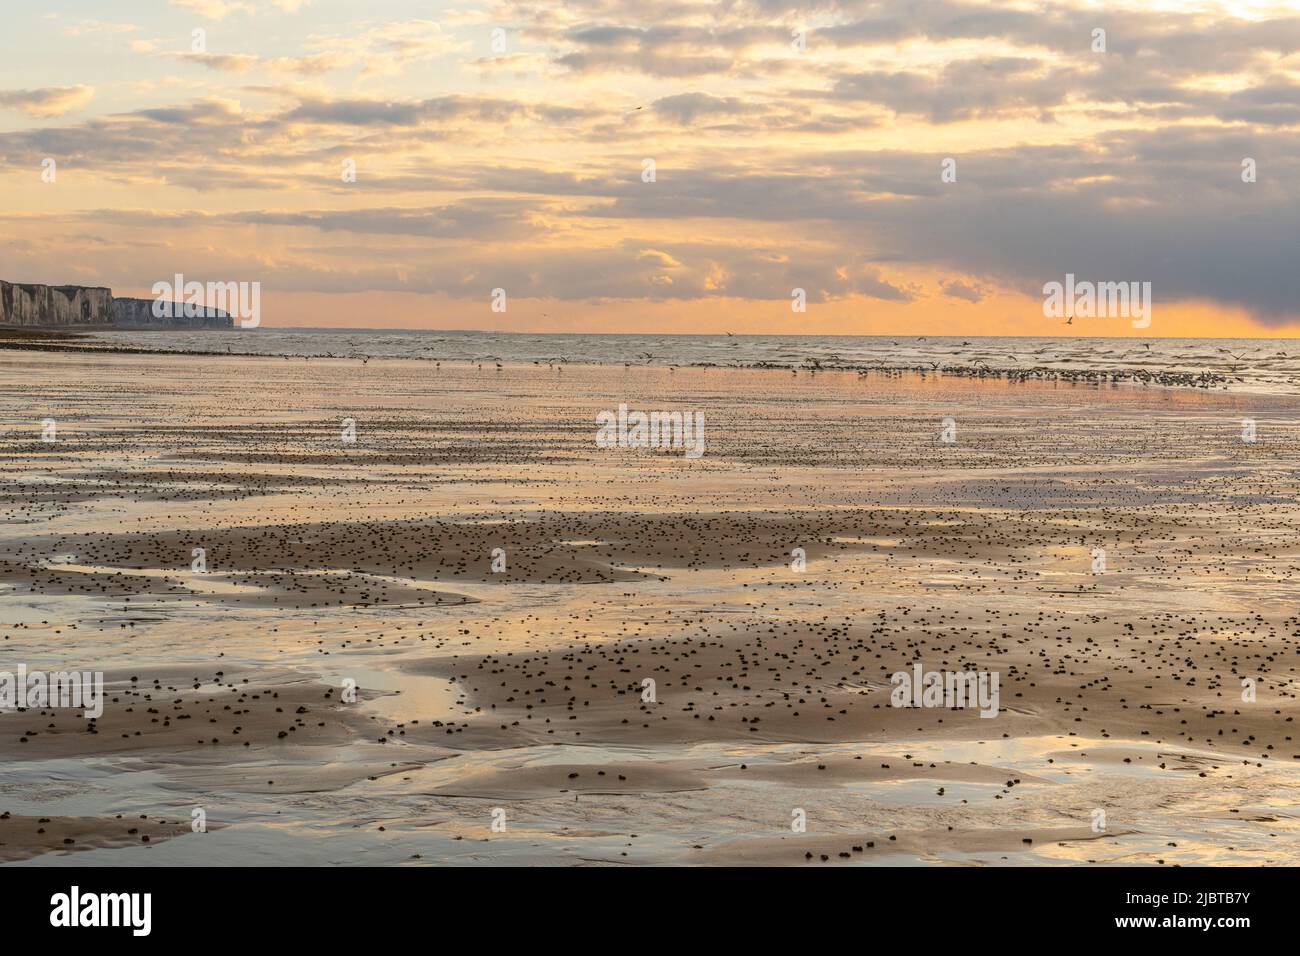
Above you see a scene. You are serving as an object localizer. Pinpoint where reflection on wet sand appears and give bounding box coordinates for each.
[3,350,1300,865]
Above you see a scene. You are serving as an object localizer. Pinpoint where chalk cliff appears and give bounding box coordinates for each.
[0,281,232,329]
[111,297,232,329]
[0,281,114,327]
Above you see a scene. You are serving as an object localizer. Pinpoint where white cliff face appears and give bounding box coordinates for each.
[0,282,231,328]
[0,281,115,326]
[112,297,232,328]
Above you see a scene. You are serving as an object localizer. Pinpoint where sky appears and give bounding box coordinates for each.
[2,0,1300,337]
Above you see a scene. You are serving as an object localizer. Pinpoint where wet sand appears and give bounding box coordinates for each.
[3,349,1300,865]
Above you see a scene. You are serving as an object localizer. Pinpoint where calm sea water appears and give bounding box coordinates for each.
[79,329,1300,392]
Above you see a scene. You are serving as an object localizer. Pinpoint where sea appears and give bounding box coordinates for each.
[71,328,1300,393]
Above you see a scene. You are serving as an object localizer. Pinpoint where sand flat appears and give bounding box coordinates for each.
[3,351,1300,864]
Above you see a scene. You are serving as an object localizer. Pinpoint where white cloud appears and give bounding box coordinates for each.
[62,19,138,37]
[0,86,95,118]
[169,0,256,19]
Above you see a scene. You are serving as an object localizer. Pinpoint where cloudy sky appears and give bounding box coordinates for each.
[2,0,1299,336]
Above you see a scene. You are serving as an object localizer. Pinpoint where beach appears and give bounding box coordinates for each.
[3,346,1300,865]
